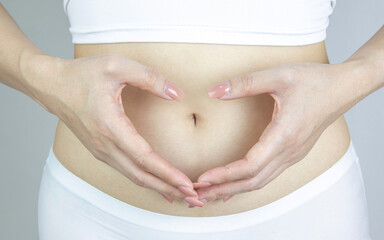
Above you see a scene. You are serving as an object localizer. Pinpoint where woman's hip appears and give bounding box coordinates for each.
[38,133,371,240]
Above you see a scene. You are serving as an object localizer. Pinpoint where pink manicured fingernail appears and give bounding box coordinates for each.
[178,186,197,197]
[193,182,212,188]
[164,80,184,101]
[208,80,231,98]
[184,197,204,207]
[223,195,234,203]
[159,193,173,203]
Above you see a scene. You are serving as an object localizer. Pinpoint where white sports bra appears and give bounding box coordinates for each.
[63,0,337,46]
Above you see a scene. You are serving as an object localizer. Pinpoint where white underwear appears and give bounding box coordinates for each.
[38,139,372,240]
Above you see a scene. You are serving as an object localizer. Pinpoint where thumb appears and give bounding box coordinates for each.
[116,58,184,101]
[208,69,279,100]
[142,67,184,101]
[139,67,184,101]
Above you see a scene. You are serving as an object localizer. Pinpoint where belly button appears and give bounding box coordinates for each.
[192,113,197,126]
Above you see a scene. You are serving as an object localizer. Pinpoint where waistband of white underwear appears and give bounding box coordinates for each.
[44,138,357,233]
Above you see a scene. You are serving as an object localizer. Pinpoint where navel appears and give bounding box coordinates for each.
[191,113,197,126]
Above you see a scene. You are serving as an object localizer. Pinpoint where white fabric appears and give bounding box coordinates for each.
[62,0,337,46]
[38,139,372,239]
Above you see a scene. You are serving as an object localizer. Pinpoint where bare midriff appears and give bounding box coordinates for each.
[52,41,351,217]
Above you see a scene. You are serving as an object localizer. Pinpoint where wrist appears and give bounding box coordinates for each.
[343,52,384,94]
[336,57,383,108]
[19,50,64,113]
[363,52,384,90]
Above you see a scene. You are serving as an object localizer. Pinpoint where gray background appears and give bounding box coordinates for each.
[0,0,383,239]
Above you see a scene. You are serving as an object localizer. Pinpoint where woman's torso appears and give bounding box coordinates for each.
[52,41,351,217]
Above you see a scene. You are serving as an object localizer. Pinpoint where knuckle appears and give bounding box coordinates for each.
[257,181,268,190]
[143,67,162,90]
[212,190,225,200]
[131,172,146,187]
[247,178,262,191]
[101,116,126,141]
[287,143,305,161]
[279,66,297,86]
[244,157,259,178]
[134,148,153,170]
[103,54,123,76]
[93,149,109,163]
[134,153,146,169]
[238,74,254,95]
[91,150,104,162]
[95,118,112,137]
[223,165,233,181]
[283,128,300,147]
[90,138,108,160]
[163,191,176,200]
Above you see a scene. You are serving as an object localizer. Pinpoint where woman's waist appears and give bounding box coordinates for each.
[52,41,353,216]
[53,110,351,217]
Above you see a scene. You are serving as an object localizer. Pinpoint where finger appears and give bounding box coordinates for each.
[197,160,289,202]
[222,195,234,203]
[193,182,212,188]
[120,131,196,192]
[108,146,188,201]
[257,161,291,190]
[114,57,184,101]
[159,193,174,203]
[197,118,286,185]
[108,108,196,194]
[207,68,281,100]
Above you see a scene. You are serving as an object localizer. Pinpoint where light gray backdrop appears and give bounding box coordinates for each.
[0,0,383,239]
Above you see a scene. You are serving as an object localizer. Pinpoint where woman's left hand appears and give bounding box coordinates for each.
[193,61,362,204]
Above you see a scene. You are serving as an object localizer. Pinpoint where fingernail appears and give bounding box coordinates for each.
[178,186,197,197]
[159,193,173,203]
[188,204,195,208]
[208,80,231,98]
[184,197,204,207]
[199,198,208,204]
[193,182,212,188]
[164,80,184,101]
[223,195,234,203]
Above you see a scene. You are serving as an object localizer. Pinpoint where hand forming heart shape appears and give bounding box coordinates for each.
[29,52,370,208]
[192,61,363,206]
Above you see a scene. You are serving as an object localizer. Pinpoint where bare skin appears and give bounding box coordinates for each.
[195,26,384,204]
[53,41,353,214]
[0,2,383,215]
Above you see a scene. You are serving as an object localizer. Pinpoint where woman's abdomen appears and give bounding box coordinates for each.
[53,41,351,217]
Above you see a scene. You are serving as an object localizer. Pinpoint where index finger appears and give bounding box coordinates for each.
[110,111,195,191]
[197,120,286,185]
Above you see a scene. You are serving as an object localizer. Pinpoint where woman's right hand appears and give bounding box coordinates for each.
[23,53,204,207]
